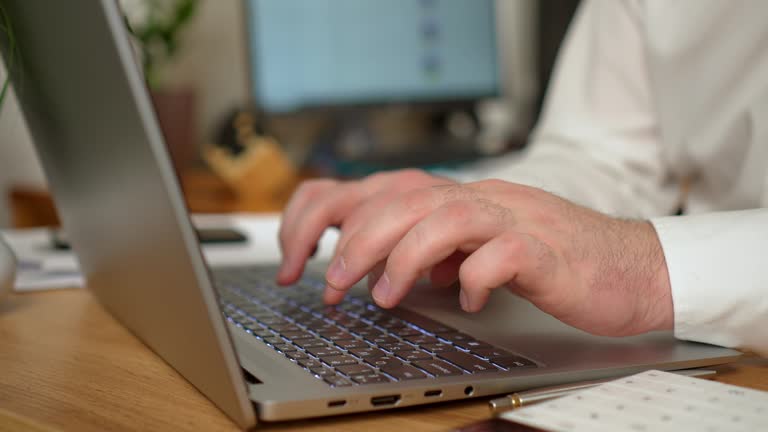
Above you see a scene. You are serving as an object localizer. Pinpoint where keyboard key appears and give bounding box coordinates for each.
[310,367,335,377]
[249,328,275,339]
[320,330,355,341]
[379,342,412,352]
[281,331,316,341]
[324,375,353,387]
[422,343,455,353]
[380,364,428,381]
[269,323,302,333]
[369,336,400,345]
[413,359,464,377]
[293,339,327,349]
[437,332,473,343]
[297,358,324,369]
[394,327,423,337]
[354,327,386,338]
[395,350,432,362]
[403,335,440,346]
[335,318,369,329]
[388,309,457,335]
[374,318,406,330]
[470,347,513,360]
[350,373,391,385]
[335,339,369,350]
[366,356,404,368]
[322,355,359,367]
[258,316,286,325]
[272,343,296,353]
[261,336,284,346]
[348,347,387,360]
[454,340,493,351]
[306,346,344,358]
[286,351,309,361]
[491,355,537,369]
[336,363,376,377]
[437,351,499,374]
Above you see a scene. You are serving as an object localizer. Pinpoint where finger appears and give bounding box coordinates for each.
[330,172,455,263]
[373,199,511,308]
[277,182,363,284]
[324,186,449,296]
[279,179,337,249]
[278,180,337,273]
[322,259,388,305]
[366,260,387,292]
[429,251,467,288]
[457,232,544,312]
[329,188,402,263]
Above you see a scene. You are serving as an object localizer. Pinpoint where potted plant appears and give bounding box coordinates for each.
[120,0,200,171]
[0,2,15,111]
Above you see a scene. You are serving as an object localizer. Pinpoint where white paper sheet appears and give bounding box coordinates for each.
[1,213,339,292]
[502,370,768,432]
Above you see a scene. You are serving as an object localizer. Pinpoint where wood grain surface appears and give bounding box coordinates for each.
[0,290,765,432]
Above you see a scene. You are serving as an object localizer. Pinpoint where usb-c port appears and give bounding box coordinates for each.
[327,399,347,408]
[424,389,443,397]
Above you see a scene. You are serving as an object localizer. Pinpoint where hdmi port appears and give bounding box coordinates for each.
[371,395,401,406]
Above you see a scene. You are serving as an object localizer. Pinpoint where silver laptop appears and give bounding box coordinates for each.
[0,1,741,429]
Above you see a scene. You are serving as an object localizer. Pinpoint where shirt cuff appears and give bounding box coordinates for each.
[651,210,768,354]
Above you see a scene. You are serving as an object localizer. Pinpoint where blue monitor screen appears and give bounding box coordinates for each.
[245,0,499,112]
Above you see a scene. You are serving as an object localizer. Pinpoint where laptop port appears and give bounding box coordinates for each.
[327,399,347,408]
[371,395,401,406]
[464,386,474,396]
[424,389,443,397]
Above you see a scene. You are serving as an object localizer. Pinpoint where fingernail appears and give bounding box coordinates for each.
[459,289,470,311]
[372,272,391,306]
[326,256,347,286]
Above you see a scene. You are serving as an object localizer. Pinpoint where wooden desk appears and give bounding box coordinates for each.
[0,290,766,432]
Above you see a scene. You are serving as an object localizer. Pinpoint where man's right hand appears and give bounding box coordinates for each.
[277,169,454,286]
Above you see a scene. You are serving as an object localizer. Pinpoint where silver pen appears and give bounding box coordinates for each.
[488,368,717,414]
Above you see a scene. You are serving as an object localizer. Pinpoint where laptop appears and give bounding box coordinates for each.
[0,1,741,429]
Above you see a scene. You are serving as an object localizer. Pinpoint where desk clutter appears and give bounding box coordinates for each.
[500,370,768,432]
[0,214,339,292]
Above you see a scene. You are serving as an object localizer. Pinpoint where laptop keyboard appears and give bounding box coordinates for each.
[213,266,537,387]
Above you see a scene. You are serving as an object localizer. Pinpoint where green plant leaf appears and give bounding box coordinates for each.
[121,0,199,88]
[0,2,17,110]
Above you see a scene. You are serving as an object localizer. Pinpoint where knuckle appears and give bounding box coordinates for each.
[432,183,478,202]
[475,178,507,190]
[303,201,334,227]
[344,230,382,260]
[397,188,434,214]
[301,178,337,195]
[440,200,475,224]
[498,234,528,258]
[396,168,428,182]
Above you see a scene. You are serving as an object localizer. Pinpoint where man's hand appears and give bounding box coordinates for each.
[278,169,673,337]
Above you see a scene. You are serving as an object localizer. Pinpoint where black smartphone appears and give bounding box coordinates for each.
[50,227,248,250]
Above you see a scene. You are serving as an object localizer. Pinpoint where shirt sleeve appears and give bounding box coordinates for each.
[456,0,768,353]
[459,0,680,218]
[652,211,768,355]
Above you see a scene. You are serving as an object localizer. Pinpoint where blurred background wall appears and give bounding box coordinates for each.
[0,0,579,228]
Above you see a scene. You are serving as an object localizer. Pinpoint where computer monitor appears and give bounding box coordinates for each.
[244,0,499,113]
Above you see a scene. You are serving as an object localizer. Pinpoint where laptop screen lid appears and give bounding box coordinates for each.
[0,1,256,428]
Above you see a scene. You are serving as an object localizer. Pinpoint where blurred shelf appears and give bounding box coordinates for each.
[8,168,300,229]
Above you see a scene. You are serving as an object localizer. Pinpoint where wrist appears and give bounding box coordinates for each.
[634,220,674,332]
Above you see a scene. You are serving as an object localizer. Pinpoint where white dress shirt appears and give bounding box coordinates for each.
[469,0,768,353]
